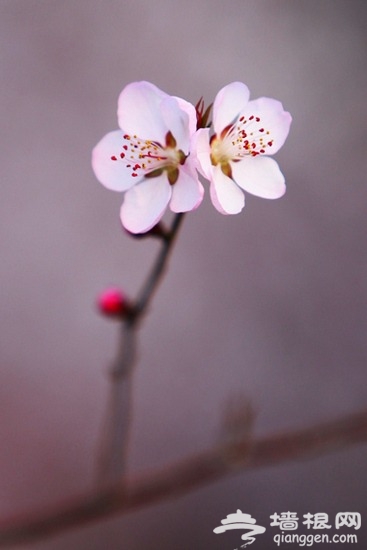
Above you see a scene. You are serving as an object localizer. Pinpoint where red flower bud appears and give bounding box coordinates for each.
[97,288,132,318]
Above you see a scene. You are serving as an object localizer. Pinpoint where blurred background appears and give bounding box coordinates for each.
[0,0,366,548]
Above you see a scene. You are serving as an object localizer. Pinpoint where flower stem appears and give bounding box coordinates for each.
[96,213,185,487]
[133,213,185,320]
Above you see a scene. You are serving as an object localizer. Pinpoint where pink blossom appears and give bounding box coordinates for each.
[193,82,292,215]
[92,82,203,233]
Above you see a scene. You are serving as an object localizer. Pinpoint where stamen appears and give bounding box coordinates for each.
[210,112,275,169]
[110,131,186,184]
[220,124,235,140]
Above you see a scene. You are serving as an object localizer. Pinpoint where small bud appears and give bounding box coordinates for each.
[97,288,132,318]
[195,97,212,129]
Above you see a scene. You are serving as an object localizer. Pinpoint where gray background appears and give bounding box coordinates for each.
[0,0,366,548]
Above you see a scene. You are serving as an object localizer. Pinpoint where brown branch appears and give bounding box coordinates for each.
[96,214,185,486]
[1,409,366,547]
[133,213,185,319]
[96,320,136,485]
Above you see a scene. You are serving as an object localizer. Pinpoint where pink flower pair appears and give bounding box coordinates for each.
[92,81,292,234]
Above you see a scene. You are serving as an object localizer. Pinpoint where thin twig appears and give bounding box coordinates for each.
[96,320,136,485]
[1,409,366,546]
[133,213,185,319]
[96,214,185,486]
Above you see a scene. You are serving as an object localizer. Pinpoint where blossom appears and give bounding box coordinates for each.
[92,81,203,233]
[193,82,292,215]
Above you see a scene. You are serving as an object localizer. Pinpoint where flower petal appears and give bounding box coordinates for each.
[210,165,245,215]
[213,82,250,134]
[120,174,172,233]
[231,156,286,199]
[174,96,198,137]
[241,97,292,155]
[190,128,212,179]
[117,81,169,143]
[170,162,204,213]
[160,97,191,154]
[92,130,142,191]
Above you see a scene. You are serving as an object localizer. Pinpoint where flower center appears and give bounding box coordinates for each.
[210,115,274,176]
[111,131,186,185]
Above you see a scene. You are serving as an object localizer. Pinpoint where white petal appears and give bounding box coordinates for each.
[190,128,212,179]
[160,97,191,154]
[213,82,250,134]
[210,165,245,215]
[174,96,198,137]
[117,81,168,143]
[241,97,292,154]
[231,156,286,199]
[92,131,142,191]
[120,174,172,233]
[170,162,204,213]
